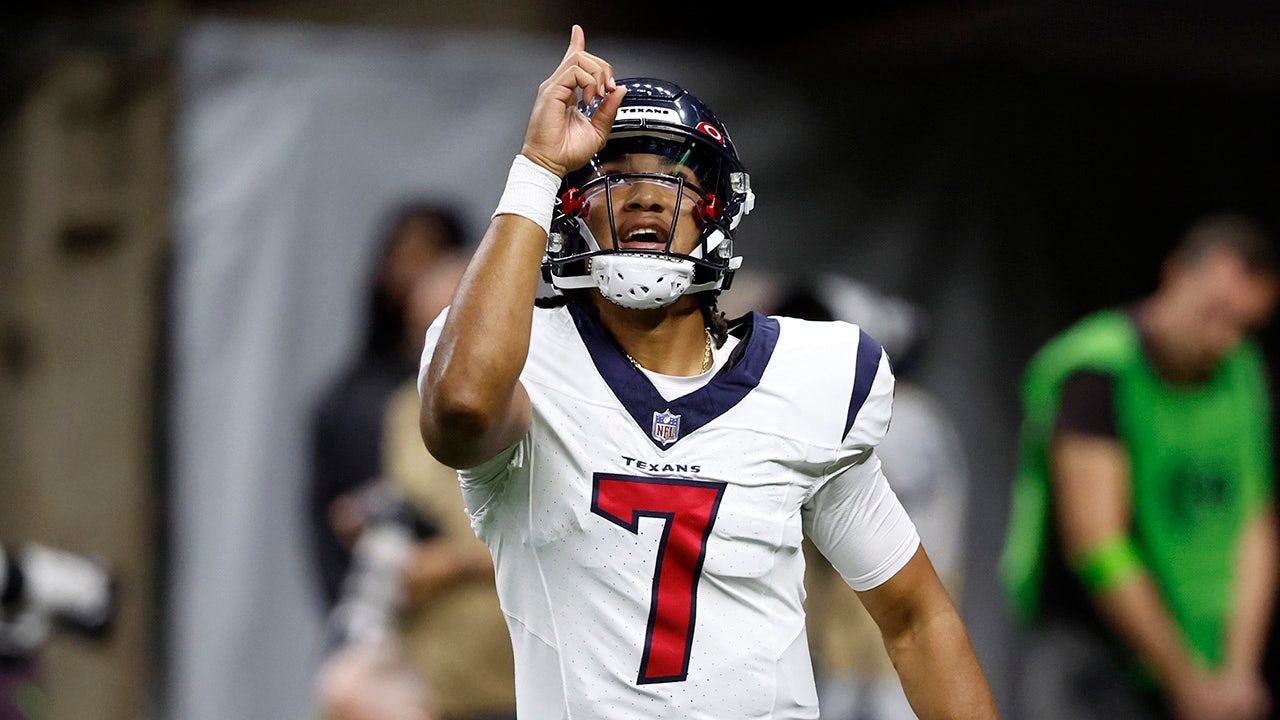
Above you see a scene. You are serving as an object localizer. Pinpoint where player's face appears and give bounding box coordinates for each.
[583,152,704,257]
[1173,248,1279,367]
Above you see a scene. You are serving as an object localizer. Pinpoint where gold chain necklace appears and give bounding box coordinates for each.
[626,330,713,374]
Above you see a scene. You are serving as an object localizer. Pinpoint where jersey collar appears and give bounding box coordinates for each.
[569,302,779,449]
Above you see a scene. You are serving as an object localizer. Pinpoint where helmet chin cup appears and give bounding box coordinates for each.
[590,254,696,309]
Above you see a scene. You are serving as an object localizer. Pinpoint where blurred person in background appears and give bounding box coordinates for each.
[770,275,970,720]
[999,212,1280,720]
[308,201,468,612]
[382,252,517,720]
[317,251,516,720]
[417,26,996,719]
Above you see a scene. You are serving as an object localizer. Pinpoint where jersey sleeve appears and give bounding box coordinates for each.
[802,450,920,591]
[456,439,522,527]
[416,305,450,397]
[1054,370,1118,438]
[800,326,917,592]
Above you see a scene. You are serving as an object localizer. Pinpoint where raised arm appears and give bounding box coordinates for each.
[419,25,624,468]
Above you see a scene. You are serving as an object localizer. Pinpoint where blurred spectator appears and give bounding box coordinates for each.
[316,618,434,720]
[382,251,517,720]
[767,274,970,720]
[308,201,467,610]
[318,252,516,720]
[999,212,1280,720]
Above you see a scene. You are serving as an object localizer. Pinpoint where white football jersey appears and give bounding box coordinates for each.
[418,303,919,720]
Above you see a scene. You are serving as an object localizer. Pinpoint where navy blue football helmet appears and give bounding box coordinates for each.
[542,78,754,309]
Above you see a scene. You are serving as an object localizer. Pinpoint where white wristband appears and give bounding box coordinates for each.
[492,154,561,235]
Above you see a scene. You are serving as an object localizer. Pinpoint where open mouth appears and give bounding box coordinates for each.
[618,227,668,251]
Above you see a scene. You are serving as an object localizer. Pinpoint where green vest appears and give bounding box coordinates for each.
[999,309,1273,667]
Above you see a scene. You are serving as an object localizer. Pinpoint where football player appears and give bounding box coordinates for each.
[417,25,997,719]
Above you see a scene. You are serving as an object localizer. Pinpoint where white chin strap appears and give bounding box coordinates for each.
[549,252,740,309]
[590,254,697,309]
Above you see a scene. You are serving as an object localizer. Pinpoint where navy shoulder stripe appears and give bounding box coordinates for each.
[843,329,883,439]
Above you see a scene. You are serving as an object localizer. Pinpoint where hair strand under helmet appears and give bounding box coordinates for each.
[541,78,755,310]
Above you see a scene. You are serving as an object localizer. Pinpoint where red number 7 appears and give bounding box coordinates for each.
[591,473,727,684]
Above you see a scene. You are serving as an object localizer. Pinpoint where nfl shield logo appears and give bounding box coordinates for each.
[652,409,681,445]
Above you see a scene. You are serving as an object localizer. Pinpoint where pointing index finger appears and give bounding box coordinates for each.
[562,24,585,61]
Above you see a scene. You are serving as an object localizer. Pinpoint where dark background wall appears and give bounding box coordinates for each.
[3,2,1280,718]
